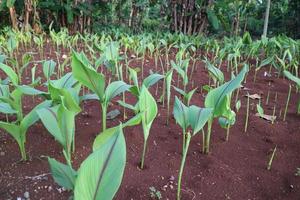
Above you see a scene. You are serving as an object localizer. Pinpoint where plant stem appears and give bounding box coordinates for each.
[267,146,277,170]
[245,94,250,133]
[19,142,27,161]
[204,118,213,154]
[225,125,230,141]
[283,84,292,121]
[101,104,107,131]
[177,132,191,200]
[140,140,148,170]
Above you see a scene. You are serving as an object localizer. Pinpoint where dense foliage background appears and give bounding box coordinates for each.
[0,0,299,38]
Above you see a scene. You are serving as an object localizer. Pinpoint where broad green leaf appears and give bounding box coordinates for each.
[205,65,248,117]
[93,114,142,151]
[205,60,224,84]
[37,106,64,145]
[142,73,164,88]
[139,86,157,140]
[207,8,220,30]
[0,55,6,63]
[173,96,189,130]
[43,60,56,80]
[48,157,77,190]
[74,125,126,200]
[128,67,139,87]
[21,100,52,131]
[72,52,105,100]
[283,70,300,87]
[17,85,46,96]
[104,81,130,104]
[50,72,77,89]
[188,106,212,135]
[256,104,264,117]
[0,62,18,85]
[0,122,21,145]
[0,102,17,114]
[0,84,10,97]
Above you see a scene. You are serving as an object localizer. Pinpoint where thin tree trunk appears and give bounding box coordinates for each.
[262,0,271,38]
[9,7,18,30]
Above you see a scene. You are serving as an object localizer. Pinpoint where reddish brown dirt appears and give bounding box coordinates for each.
[0,46,300,200]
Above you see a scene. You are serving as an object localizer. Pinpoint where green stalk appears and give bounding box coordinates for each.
[202,129,205,153]
[283,84,292,121]
[177,132,191,200]
[266,90,270,105]
[101,103,107,131]
[140,128,150,170]
[204,118,213,154]
[225,124,230,141]
[182,128,186,153]
[244,94,250,133]
[19,141,27,161]
[267,146,277,170]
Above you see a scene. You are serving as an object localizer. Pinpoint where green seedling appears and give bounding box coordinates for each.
[283,84,292,121]
[173,86,197,106]
[267,146,277,170]
[173,97,212,200]
[0,62,51,160]
[283,70,300,114]
[49,125,126,200]
[72,51,130,131]
[204,65,248,153]
[37,86,81,166]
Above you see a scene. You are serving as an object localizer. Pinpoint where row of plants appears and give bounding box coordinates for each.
[0,29,299,199]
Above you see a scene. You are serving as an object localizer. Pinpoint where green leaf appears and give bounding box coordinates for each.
[205,65,248,117]
[17,85,46,96]
[207,8,220,30]
[283,70,300,87]
[0,102,17,114]
[0,122,21,145]
[139,86,158,141]
[50,72,77,89]
[205,59,224,84]
[43,60,56,80]
[104,81,130,104]
[0,62,18,85]
[74,125,126,200]
[72,52,105,101]
[142,73,164,88]
[48,157,77,190]
[188,106,212,135]
[93,114,142,151]
[37,106,64,146]
[173,96,189,130]
[21,100,52,131]
[256,104,264,117]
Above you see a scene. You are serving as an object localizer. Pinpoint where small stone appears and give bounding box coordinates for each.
[169,184,174,190]
[169,176,175,181]
[24,191,30,199]
[17,197,22,200]
[0,152,5,156]
[106,109,121,120]
[48,186,52,192]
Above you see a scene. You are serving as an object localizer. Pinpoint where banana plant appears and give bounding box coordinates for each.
[173,97,212,200]
[204,65,248,153]
[0,62,51,160]
[72,51,130,131]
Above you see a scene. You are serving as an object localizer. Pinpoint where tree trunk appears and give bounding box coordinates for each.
[9,7,18,30]
[262,0,271,38]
